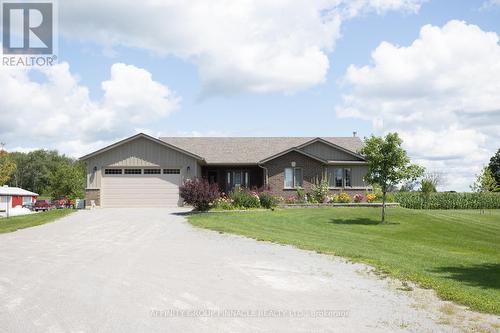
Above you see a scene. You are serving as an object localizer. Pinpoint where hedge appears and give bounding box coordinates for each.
[393,192,500,209]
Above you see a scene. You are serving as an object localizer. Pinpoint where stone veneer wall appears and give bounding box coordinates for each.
[85,189,100,207]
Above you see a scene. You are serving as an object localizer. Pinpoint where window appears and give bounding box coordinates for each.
[144,169,161,175]
[328,167,352,187]
[284,167,303,188]
[344,168,352,187]
[105,169,122,175]
[227,170,250,189]
[22,196,32,205]
[335,168,343,187]
[164,169,180,174]
[124,169,142,175]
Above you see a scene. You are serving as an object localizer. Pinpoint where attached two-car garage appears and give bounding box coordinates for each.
[80,134,202,208]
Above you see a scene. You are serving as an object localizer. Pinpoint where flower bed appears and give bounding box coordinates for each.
[279,202,400,208]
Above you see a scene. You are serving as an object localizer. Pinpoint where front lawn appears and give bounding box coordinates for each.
[0,209,74,233]
[188,208,500,314]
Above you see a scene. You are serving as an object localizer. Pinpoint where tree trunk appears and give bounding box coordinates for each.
[381,191,386,224]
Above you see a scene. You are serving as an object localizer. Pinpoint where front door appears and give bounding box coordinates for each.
[208,170,218,184]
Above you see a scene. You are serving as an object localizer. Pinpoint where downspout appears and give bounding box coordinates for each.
[258,163,269,190]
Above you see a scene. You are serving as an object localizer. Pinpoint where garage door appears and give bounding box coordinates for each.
[101,168,181,207]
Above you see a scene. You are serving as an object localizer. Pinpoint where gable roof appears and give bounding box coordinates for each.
[0,186,38,196]
[160,137,363,164]
[79,133,204,161]
[296,137,366,160]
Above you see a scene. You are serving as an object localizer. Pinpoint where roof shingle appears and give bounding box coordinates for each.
[159,137,363,164]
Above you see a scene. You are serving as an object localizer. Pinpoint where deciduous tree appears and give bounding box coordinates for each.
[361,133,424,223]
[0,150,16,186]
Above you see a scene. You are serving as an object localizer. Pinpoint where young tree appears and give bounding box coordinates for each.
[0,149,16,186]
[48,163,86,200]
[489,148,500,186]
[361,133,424,223]
[470,166,500,193]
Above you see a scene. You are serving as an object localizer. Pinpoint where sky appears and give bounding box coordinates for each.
[1,0,500,191]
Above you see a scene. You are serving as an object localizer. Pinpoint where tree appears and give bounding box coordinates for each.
[48,163,86,200]
[420,178,436,207]
[489,148,500,186]
[423,171,445,190]
[0,149,16,186]
[399,180,418,192]
[361,133,424,223]
[470,166,500,193]
[8,150,74,194]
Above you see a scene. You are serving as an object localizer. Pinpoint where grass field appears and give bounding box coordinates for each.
[188,208,500,314]
[0,209,74,233]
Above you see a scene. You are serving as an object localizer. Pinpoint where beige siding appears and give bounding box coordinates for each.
[85,137,199,189]
[300,141,362,161]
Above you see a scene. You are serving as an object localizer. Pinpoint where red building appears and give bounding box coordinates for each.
[0,186,38,213]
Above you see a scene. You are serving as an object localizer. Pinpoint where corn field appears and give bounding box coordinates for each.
[393,192,500,209]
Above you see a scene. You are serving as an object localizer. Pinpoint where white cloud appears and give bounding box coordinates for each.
[59,0,424,95]
[480,0,500,10]
[0,63,179,157]
[336,20,500,191]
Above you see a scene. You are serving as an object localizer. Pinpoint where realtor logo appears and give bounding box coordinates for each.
[1,0,56,66]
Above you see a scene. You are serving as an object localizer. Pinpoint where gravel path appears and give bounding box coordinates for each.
[0,208,498,332]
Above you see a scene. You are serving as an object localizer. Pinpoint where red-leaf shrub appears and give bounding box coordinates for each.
[179,178,219,211]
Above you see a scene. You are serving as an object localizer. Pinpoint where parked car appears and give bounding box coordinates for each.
[53,197,75,209]
[34,200,55,212]
[22,202,34,211]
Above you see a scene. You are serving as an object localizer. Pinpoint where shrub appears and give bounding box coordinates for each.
[353,193,364,203]
[366,193,376,203]
[310,180,329,203]
[212,195,234,210]
[393,192,500,209]
[296,187,306,203]
[336,192,351,203]
[230,188,260,209]
[179,178,219,211]
[258,192,279,209]
[326,195,336,203]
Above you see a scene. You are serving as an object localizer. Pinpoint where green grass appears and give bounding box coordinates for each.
[188,208,500,314]
[0,209,74,233]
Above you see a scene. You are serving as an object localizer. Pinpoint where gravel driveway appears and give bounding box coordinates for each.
[0,208,497,332]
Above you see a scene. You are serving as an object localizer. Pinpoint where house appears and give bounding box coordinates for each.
[0,186,38,213]
[80,133,369,207]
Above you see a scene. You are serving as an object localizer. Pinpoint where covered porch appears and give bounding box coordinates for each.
[200,165,265,193]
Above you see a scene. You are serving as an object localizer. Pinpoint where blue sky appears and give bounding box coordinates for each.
[1,0,500,190]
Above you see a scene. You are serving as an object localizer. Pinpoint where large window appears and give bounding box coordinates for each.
[22,196,32,205]
[328,167,352,187]
[284,167,303,188]
[227,170,249,189]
